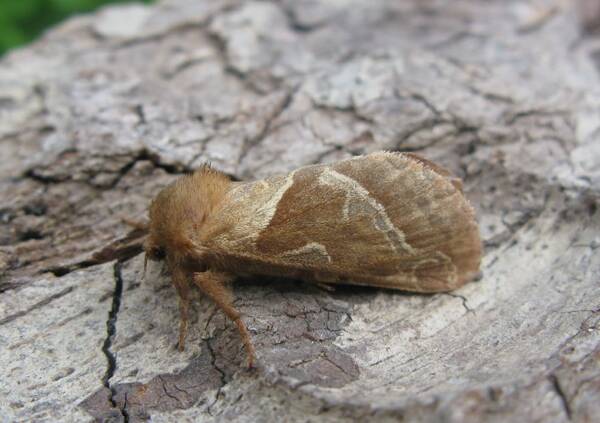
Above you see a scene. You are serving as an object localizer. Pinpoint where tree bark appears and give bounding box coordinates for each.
[1,0,599,421]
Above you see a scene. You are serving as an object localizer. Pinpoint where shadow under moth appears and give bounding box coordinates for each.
[140,151,482,367]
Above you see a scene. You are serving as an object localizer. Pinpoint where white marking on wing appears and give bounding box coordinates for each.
[318,168,415,255]
[280,242,332,263]
[214,172,296,247]
[257,171,296,229]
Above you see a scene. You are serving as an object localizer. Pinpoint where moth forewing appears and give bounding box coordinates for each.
[145,151,482,367]
[202,152,481,292]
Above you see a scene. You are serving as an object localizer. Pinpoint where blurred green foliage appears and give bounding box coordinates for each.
[0,0,154,55]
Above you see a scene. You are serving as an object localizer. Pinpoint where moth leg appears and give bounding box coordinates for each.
[172,272,191,352]
[177,294,190,352]
[121,216,148,231]
[192,271,256,368]
[311,281,336,292]
[311,272,337,292]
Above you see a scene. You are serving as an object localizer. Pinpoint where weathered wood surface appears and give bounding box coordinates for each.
[1,0,599,421]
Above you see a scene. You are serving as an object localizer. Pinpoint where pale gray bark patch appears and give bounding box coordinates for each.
[1,0,599,422]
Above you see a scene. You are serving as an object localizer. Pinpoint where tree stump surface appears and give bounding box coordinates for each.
[1,0,599,421]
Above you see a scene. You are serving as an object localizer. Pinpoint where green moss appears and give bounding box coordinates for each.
[0,0,154,55]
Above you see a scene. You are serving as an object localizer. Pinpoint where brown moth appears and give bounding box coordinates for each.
[143,151,482,367]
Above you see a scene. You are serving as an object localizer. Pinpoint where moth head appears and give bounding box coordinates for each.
[145,181,195,263]
[142,238,166,279]
[144,165,232,275]
[144,238,166,262]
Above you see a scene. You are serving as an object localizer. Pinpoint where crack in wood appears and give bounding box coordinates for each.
[237,88,298,165]
[549,374,572,420]
[0,286,75,326]
[101,262,126,421]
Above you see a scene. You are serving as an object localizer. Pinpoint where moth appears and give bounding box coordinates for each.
[142,151,482,367]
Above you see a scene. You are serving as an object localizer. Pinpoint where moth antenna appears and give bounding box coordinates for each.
[160,264,168,277]
[143,252,148,282]
[122,217,149,232]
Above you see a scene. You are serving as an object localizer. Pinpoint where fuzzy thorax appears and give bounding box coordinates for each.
[145,166,232,265]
